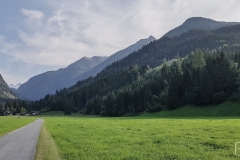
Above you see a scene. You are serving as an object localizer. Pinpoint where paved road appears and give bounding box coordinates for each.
[0,119,43,160]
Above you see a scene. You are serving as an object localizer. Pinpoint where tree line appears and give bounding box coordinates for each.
[0,100,31,116]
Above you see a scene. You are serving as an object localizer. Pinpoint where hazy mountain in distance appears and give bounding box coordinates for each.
[16,36,156,101]
[0,74,17,99]
[164,17,240,38]
[71,36,156,84]
[16,56,108,100]
[9,83,22,89]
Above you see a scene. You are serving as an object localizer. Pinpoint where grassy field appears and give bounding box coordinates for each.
[39,102,240,160]
[0,116,36,136]
[41,117,240,160]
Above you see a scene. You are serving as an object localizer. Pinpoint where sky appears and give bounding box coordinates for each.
[0,0,240,85]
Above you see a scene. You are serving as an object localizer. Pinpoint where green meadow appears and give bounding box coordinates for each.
[39,102,240,160]
[42,117,240,160]
[0,116,36,136]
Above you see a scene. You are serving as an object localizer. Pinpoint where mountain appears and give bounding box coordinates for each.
[30,21,240,116]
[9,83,22,89]
[97,23,240,76]
[16,56,108,100]
[164,17,240,38]
[0,74,17,99]
[16,36,156,100]
[71,36,156,84]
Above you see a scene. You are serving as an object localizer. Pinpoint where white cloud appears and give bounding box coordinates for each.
[21,9,44,19]
[21,9,44,30]
[0,0,240,84]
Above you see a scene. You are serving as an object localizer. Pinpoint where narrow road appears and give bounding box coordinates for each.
[0,119,43,160]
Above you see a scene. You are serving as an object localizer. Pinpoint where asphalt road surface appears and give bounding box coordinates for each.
[0,119,43,160]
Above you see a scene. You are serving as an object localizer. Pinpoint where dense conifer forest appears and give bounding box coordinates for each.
[29,47,240,116]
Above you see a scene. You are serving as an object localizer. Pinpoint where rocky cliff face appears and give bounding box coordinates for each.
[0,74,17,99]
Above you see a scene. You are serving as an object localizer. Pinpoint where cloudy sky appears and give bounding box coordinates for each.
[0,0,240,85]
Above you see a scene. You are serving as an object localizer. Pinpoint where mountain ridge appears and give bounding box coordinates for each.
[17,17,240,116]
[16,56,108,100]
[164,17,240,37]
[15,17,240,101]
[16,36,155,100]
[71,36,156,84]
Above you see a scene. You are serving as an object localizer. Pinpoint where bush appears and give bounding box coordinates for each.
[226,92,239,101]
[100,110,106,116]
[212,92,227,104]
[118,110,125,116]
[148,103,163,112]
[79,108,86,114]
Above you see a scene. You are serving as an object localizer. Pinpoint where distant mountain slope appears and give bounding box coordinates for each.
[71,36,156,83]
[17,56,108,100]
[164,17,240,37]
[17,36,156,100]
[0,74,17,99]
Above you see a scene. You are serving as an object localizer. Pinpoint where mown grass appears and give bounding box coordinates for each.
[0,116,36,136]
[35,122,61,160]
[39,101,240,159]
[41,118,240,159]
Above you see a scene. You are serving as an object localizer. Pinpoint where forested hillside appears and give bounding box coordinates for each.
[31,45,240,116]
[98,24,240,77]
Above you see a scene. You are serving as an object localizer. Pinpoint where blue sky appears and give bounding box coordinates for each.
[0,0,240,85]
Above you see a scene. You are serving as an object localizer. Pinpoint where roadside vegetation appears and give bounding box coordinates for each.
[0,116,36,136]
[35,122,61,160]
[39,102,240,159]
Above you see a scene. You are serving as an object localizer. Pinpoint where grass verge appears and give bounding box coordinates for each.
[0,116,36,136]
[35,122,61,160]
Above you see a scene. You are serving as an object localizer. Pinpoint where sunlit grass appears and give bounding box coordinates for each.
[0,116,36,136]
[42,116,240,160]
